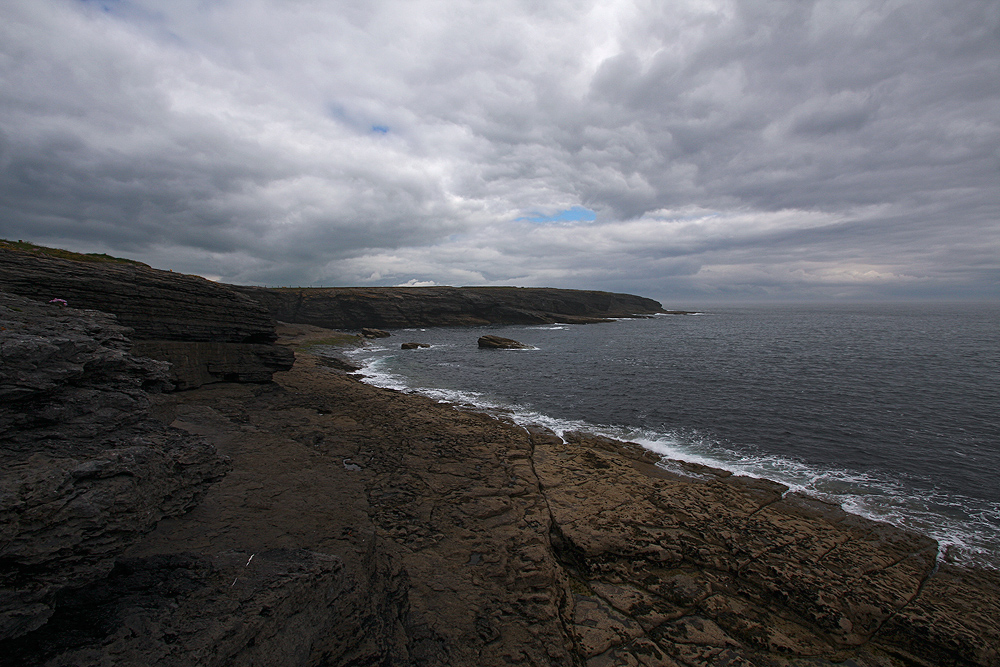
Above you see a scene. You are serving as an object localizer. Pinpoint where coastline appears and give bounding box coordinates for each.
[3,288,998,664]
[123,323,998,665]
[332,316,1000,573]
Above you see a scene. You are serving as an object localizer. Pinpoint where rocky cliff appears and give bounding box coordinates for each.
[0,244,293,389]
[0,292,230,644]
[236,285,668,329]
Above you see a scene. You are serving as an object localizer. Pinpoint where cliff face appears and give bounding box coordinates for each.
[0,248,293,389]
[236,285,667,329]
[0,292,230,643]
[1,293,410,667]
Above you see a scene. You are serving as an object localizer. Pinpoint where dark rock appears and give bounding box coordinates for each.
[478,335,531,349]
[236,285,665,329]
[361,328,391,338]
[0,292,229,643]
[401,342,430,349]
[0,247,292,389]
[0,248,274,343]
[2,549,408,667]
[131,341,295,389]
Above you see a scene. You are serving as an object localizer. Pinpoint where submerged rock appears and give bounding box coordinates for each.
[477,335,531,349]
[401,342,430,349]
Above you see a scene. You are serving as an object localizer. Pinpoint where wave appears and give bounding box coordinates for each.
[334,343,999,570]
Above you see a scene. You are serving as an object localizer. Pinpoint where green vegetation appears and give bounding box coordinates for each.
[0,239,149,267]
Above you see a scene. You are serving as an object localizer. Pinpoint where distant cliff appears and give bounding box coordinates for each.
[236,285,667,330]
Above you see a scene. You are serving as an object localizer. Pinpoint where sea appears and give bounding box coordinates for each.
[318,302,1000,570]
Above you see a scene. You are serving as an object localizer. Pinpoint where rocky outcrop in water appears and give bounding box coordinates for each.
[478,335,532,349]
[236,285,667,329]
[0,292,230,644]
[0,247,293,389]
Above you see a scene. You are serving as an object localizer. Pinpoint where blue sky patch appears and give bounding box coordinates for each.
[371,125,390,134]
[518,206,596,224]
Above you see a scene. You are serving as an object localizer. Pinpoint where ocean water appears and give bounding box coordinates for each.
[320,302,1000,569]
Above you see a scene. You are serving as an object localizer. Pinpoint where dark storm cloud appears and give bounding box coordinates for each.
[0,0,996,299]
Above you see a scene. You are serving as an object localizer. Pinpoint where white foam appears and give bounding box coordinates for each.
[325,345,1000,570]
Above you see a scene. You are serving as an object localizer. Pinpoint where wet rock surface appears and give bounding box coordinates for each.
[533,431,999,666]
[237,285,665,329]
[0,248,293,388]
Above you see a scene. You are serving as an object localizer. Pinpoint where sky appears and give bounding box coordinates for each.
[1,0,997,304]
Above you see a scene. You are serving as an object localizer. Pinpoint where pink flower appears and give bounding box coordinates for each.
[49,298,68,306]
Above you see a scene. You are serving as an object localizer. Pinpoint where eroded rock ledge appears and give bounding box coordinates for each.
[0,292,230,644]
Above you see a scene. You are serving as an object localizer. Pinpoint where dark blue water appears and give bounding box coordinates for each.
[326,303,1000,568]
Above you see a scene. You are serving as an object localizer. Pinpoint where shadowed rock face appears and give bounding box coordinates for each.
[0,292,230,642]
[0,249,293,388]
[237,285,666,329]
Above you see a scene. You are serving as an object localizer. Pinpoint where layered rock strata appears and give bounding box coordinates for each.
[236,285,668,329]
[0,248,293,388]
[5,322,995,666]
[0,292,230,644]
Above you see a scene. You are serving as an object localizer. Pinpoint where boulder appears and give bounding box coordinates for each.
[401,342,430,349]
[478,335,532,349]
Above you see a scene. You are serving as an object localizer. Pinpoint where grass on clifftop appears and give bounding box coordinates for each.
[1,239,149,267]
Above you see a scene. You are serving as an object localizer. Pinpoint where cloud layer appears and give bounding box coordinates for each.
[1,0,997,301]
